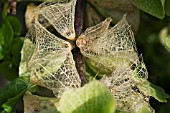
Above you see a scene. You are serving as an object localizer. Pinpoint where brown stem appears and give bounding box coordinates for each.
[75,0,87,86]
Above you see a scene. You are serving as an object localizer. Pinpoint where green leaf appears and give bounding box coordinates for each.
[138,81,169,103]
[1,90,26,113]
[0,20,13,50]
[6,16,22,36]
[0,61,18,80]
[0,76,30,112]
[0,44,5,60]
[165,0,170,16]
[130,0,165,19]
[11,37,24,67]
[58,80,116,113]
[139,106,152,113]
[159,27,170,52]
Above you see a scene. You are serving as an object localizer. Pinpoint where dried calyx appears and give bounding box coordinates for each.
[76,15,138,75]
[20,0,154,112]
[77,15,154,113]
[20,0,81,98]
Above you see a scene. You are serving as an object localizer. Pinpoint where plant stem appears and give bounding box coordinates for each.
[75,0,87,86]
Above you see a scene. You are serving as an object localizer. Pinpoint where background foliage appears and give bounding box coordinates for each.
[0,0,170,113]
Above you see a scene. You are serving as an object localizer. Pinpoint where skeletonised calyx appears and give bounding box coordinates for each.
[20,11,81,98]
[35,0,76,40]
[77,15,154,113]
[76,15,138,75]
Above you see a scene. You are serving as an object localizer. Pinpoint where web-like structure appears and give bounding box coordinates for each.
[20,0,81,98]
[20,0,154,112]
[100,58,154,112]
[36,0,76,40]
[76,15,139,74]
[77,15,154,113]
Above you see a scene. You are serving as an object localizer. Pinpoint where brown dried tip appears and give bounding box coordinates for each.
[76,35,89,49]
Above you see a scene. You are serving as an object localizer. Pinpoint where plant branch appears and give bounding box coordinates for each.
[75,0,87,86]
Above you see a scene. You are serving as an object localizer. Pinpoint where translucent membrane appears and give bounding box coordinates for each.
[20,16,81,98]
[77,15,154,113]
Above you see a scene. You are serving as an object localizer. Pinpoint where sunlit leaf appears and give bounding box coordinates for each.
[58,80,116,113]
[159,27,170,52]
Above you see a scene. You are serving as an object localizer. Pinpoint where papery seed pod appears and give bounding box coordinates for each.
[19,17,81,98]
[100,59,154,113]
[76,15,139,75]
[77,14,154,112]
[35,0,77,40]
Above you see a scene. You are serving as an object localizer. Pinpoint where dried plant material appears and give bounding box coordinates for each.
[36,0,77,40]
[20,17,81,97]
[77,15,154,112]
[76,15,138,74]
[23,92,59,113]
[19,38,35,76]
[100,58,154,113]
[25,3,38,29]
